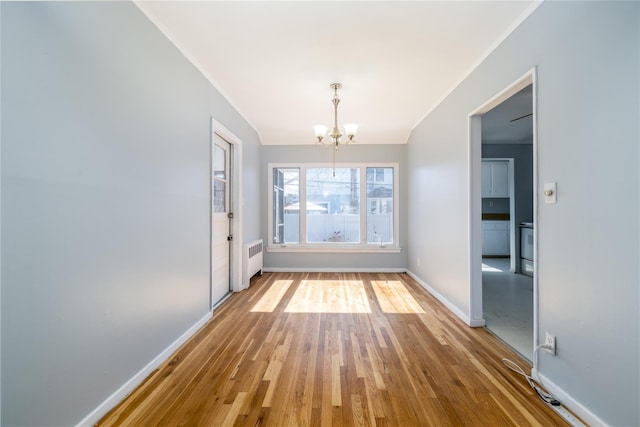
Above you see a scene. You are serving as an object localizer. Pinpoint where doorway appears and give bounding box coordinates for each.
[469,70,538,361]
[210,120,243,310]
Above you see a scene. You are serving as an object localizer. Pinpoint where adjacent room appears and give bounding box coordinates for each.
[480,85,535,361]
[2,1,638,426]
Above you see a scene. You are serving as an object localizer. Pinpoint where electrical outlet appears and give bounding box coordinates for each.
[545,332,556,355]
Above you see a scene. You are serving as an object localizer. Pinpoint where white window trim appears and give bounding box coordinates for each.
[267,162,401,253]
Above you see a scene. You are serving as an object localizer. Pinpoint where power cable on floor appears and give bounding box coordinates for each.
[502,345,587,426]
[502,346,560,406]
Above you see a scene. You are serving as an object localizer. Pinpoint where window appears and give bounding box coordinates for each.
[307,168,359,243]
[269,163,399,252]
[272,168,299,244]
[213,144,227,213]
[366,167,393,244]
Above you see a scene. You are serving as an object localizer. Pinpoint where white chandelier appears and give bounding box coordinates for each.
[313,83,358,149]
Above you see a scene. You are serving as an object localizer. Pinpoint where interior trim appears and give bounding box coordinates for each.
[76,311,213,427]
[211,119,244,294]
[531,369,606,427]
[266,246,402,254]
[407,270,485,328]
[263,267,407,274]
[411,2,543,131]
[467,67,537,332]
[133,1,257,132]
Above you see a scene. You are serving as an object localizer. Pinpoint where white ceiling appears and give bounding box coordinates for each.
[136,1,541,146]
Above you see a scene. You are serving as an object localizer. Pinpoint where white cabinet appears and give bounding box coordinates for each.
[482,221,510,256]
[482,161,509,198]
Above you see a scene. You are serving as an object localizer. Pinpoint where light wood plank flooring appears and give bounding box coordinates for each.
[99,272,567,426]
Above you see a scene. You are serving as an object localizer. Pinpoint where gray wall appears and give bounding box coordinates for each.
[261,145,408,270]
[407,1,639,425]
[1,2,261,426]
[483,144,534,265]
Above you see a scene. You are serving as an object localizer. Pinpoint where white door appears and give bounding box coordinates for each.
[212,134,232,307]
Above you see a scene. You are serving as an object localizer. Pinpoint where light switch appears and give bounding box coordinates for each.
[544,182,557,204]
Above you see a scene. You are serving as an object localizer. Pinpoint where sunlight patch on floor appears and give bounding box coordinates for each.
[482,263,503,272]
[372,281,426,313]
[250,279,293,312]
[252,279,427,314]
[284,280,372,313]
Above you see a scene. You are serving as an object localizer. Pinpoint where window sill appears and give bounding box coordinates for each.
[267,245,402,254]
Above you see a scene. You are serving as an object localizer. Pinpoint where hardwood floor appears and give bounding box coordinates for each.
[99,272,568,426]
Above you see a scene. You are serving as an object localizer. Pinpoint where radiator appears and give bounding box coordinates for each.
[243,239,263,288]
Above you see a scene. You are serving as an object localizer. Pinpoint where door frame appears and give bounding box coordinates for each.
[468,68,538,347]
[211,119,243,310]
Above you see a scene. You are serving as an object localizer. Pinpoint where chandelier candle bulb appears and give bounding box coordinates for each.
[313,125,328,143]
[344,123,358,141]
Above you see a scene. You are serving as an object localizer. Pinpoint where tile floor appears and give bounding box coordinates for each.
[482,257,533,361]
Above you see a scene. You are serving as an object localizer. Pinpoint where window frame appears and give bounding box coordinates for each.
[267,162,400,253]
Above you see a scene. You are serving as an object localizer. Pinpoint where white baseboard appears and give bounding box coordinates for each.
[263,267,407,273]
[531,368,607,427]
[76,311,213,427]
[406,270,485,327]
[213,292,233,310]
